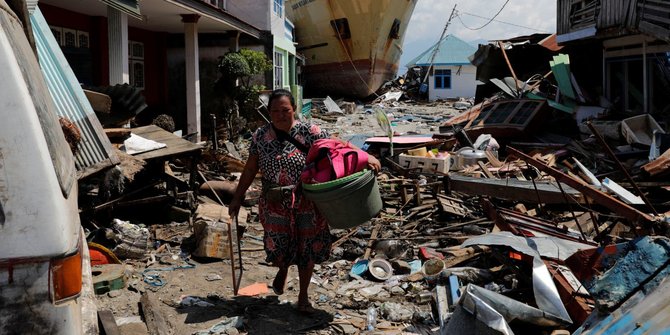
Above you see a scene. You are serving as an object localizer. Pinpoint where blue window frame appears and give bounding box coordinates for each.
[273,0,283,17]
[434,69,451,89]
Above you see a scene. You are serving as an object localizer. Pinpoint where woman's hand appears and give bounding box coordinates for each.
[367,155,382,173]
[228,196,243,218]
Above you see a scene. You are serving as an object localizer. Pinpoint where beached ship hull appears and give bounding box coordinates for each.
[287,0,417,98]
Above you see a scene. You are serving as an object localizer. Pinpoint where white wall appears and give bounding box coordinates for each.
[428,65,476,100]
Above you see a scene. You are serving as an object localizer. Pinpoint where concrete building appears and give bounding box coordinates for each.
[227,0,299,93]
[37,0,262,141]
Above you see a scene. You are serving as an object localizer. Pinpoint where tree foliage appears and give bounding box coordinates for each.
[215,49,272,139]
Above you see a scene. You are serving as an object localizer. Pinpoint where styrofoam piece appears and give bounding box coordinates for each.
[601,178,644,205]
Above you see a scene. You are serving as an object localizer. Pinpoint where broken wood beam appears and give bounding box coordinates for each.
[643,148,670,177]
[498,40,520,92]
[507,146,657,226]
[84,89,112,114]
[449,174,585,204]
[140,292,171,335]
[98,310,121,335]
[363,223,381,260]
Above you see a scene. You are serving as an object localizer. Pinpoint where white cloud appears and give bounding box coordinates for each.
[400,0,556,70]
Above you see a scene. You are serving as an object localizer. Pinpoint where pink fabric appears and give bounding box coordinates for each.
[301,139,369,183]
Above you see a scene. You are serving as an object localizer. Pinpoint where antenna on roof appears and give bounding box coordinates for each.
[420,4,457,94]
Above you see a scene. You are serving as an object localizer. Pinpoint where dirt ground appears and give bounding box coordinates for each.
[96,219,337,335]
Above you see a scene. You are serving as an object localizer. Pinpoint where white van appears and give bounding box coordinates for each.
[0,1,95,334]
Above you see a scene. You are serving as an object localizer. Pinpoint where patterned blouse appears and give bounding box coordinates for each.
[249,122,328,187]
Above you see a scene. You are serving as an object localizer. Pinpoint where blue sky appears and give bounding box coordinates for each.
[399,0,557,73]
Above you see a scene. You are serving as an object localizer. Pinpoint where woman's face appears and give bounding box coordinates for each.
[269,96,296,132]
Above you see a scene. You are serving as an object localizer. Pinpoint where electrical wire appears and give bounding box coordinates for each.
[458,11,545,32]
[456,0,510,31]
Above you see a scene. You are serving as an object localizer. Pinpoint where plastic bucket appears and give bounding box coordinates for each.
[368,258,393,281]
[422,258,445,284]
[303,170,382,229]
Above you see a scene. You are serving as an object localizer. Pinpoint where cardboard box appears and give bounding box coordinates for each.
[192,203,246,259]
[398,153,450,174]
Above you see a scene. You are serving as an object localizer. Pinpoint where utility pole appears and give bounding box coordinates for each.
[420,4,457,92]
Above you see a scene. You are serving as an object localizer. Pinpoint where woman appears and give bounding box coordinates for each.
[229,89,380,313]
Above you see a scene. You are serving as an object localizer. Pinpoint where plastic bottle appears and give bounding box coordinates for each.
[366,307,377,331]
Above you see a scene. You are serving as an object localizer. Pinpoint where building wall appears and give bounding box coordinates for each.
[429,65,476,100]
[225,0,270,30]
[270,1,296,91]
[40,4,167,108]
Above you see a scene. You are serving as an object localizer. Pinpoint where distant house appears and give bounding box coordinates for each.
[406,35,477,100]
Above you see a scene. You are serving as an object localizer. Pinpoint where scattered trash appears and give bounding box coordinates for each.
[237,282,269,296]
[193,316,244,335]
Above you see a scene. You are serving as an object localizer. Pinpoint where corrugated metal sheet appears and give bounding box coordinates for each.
[30,7,118,179]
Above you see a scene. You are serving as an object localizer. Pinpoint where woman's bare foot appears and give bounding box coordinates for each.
[296,300,317,314]
[271,267,288,295]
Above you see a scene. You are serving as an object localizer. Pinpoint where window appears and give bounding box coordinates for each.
[50,26,62,45]
[389,19,401,39]
[285,19,295,41]
[274,51,284,88]
[207,0,226,10]
[77,31,89,48]
[63,28,77,48]
[330,18,351,39]
[434,69,451,89]
[273,0,283,17]
[49,25,89,49]
[129,41,145,90]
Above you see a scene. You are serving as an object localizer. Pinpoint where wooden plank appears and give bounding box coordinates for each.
[140,292,171,335]
[84,89,112,114]
[448,174,585,204]
[477,161,494,178]
[638,21,670,43]
[98,310,121,335]
[130,125,202,161]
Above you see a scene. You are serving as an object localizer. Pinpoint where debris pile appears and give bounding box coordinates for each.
[67,36,670,335]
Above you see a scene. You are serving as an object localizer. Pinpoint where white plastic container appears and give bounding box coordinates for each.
[621,114,665,146]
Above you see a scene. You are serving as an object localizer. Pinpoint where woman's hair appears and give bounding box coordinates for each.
[268,88,296,110]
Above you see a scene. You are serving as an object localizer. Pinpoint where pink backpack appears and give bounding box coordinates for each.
[301,139,369,183]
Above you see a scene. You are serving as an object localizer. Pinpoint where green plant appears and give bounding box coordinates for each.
[215,49,272,139]
[219,53,249,85]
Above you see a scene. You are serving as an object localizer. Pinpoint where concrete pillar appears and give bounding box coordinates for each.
[229,31,240,52]
[182,14,201,142]
[108,8,129,85]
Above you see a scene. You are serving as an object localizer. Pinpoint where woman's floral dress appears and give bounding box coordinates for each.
[249,122,332,268]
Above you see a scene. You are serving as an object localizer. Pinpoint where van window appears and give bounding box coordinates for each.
[8,9,75,197]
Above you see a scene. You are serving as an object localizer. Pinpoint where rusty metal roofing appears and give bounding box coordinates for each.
[30,7,118,179]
